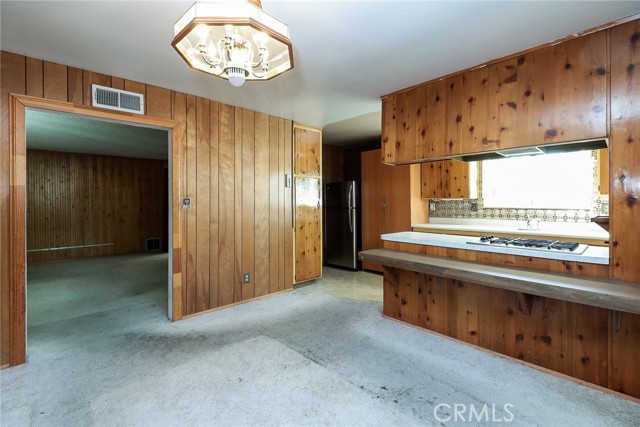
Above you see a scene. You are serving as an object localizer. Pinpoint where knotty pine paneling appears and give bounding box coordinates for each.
[1,50,295,366]
[27,150,165,263]
[382,240,639,398]
[294,176,322,282]
[294,126,321,175]
[383,269,640,398]
[610,20,640,283]
[609,21,640,399]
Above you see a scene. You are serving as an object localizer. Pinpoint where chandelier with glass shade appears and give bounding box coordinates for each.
[172,0,293,87]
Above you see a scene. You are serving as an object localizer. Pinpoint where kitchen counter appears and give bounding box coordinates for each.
[412,219,609,244]
[382,231,609,265]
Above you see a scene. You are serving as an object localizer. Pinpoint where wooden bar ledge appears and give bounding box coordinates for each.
[359,248,640,315]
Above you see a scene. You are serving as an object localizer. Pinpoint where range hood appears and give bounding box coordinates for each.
[452,137,608,162]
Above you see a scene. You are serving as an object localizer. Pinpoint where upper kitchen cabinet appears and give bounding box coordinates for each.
[294,125,322,176]
[476,58,520,152]
[382,91,418,164]
[416,79,447,158]
[421,160,470,199]
[382,27,608,165]
[515,30,608,148]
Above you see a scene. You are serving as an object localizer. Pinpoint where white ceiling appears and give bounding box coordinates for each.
[3,1,640,147]
[26,109,169,160]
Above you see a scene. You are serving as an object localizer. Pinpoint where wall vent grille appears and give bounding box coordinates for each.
[92,84,144,114]
[146,237,161,252]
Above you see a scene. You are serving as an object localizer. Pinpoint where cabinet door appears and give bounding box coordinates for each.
[417,80,450,160]
[382,90,418,164]
[517,31,607,147]
[421,161,470,199]
[485,58,519,150]
[444,74,465,157]
[294,176,322,283]
[361,150,385,272]
[294,125,321,175]
[461,66,491,154]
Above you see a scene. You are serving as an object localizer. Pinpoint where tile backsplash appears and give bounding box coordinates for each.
[429,198,608,223]
[429,153,608,223]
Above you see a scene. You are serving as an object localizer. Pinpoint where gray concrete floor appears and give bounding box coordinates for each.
[1,254,638,426]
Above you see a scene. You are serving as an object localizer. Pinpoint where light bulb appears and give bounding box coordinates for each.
[227,68,246,87]
[207,41,216,58]
[195,24,209,41]
[252,31,268,47]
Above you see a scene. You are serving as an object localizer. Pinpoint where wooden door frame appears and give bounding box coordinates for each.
[8,94,184,366]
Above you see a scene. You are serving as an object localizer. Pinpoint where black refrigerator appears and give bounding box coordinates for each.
[323,181,360,270]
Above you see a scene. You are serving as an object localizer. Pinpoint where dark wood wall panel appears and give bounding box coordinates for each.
[254,112,270,298]
[322,144,369,185]
[26,150,165,263]
[1,51,26,366]
[383,269,640,398]
[1,50,295,365]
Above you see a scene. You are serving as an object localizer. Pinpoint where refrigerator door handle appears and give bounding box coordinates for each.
[323,209,328,247]
[347,182,354,210]
[348,208,354,233]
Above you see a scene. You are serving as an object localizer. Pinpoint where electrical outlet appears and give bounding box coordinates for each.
[470,201,478,212]
[243,273,250,284]
[429,201,436,212]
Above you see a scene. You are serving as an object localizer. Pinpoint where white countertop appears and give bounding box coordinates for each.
[412,219,609,241]
[382,231,609,265]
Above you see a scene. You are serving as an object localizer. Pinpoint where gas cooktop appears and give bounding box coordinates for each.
[467,235,589,255]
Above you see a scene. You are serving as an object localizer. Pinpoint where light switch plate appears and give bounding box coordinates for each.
[285,174,292,188]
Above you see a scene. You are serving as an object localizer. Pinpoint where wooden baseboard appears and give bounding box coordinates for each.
[182,289,293,320]
[384,315,640,405]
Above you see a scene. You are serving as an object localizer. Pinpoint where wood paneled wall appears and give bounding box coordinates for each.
[383,240,639,398]
[382,268,640,398]
[610,20,640,283]
[0,50,294,366]
[26,150,165,263]
[322,144,372,184]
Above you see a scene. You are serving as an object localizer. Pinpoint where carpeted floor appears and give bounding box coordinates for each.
[1,253,638,426]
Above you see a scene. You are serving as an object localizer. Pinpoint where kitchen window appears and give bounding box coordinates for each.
[481,150,595,209]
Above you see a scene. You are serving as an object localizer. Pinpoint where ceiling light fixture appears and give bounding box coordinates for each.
[172,0,294,87]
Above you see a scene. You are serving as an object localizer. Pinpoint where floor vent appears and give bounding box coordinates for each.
[146,237,161,252]
[92,84,144,114]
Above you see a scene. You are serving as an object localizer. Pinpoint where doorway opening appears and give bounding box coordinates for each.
[25,108,172,358]
[8,95,183,366]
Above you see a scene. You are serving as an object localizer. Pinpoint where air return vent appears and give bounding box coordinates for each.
[146,237,161,252]
[92,84,144,114]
